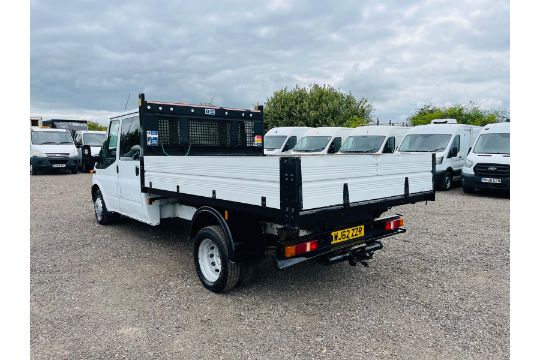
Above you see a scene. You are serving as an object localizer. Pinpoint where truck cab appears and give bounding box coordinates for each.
[74,130,107,172]
[397,119,481,190]
[30,128,79,175]
[339,125,410,154]
[264,127,312,155]
[461,122,510,193]
[290,127,352,155]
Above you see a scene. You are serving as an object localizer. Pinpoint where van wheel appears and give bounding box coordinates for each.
[31,165,37,175]
[94,189,118,225]
[194,225,248,293]
[71,167,78,174]
[439,171,452,191]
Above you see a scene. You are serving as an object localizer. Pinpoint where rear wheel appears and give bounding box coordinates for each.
[194,225,248,293]
[93,189,118,225]
[439,171,452,191]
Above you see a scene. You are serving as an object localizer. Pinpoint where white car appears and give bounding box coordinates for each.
[339,125,410,154]
[397,119,481,190]
[264,127,312,155]
[74,130,107,172]
[461,122,510,193]
[290,127,353,155]
[30,128,79,175]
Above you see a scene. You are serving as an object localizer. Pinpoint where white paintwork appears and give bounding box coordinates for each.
[290,127,353,155]
[339,125,410,154]
[397,123,481,179]
[74,130,107,159]
[264,127,312,155]
[462,122,510,176]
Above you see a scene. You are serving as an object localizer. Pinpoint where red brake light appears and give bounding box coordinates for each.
[385,218,404,231]
[284,240,318,258]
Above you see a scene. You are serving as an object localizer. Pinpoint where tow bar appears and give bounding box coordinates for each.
[324,241,383,266]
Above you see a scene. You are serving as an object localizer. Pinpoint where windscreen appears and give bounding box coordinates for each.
[294,136,331,152]
[52,121,88,131]
[83,133,106,146]
[340,136,386,153]
[473,133,509,154]
[264,135,286,150]
[399,134,452,152]
[31,131,73,145]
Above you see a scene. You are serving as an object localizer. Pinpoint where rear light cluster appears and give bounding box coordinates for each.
[385,217,404,231]
[284,240,318,258]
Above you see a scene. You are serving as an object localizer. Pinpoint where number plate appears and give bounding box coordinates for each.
[52,164,66,168]
[481,177,502,184]
[331,225,364,245]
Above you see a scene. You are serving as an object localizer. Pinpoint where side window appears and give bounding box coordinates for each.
[448,135,460,158]
[104,120,120,161]
[328,137,342,153]
[383,137,396,153]
[283,136,297,151]
[120,117,141,159]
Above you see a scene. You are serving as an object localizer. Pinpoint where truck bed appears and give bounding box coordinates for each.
[142,153,435,225]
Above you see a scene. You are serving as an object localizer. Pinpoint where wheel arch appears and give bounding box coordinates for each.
[190,206,237,261]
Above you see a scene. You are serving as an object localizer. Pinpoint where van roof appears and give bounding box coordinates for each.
[405,123,479,135]
[264,127,312,136]
[481,122,510,133]
[301,127,353,137]
[348,125,410,136]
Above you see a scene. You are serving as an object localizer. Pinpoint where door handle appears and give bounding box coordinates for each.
[116,165,119,174]
[135,166,139,176]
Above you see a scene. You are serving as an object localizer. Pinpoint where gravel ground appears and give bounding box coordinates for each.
[30,172,509,360]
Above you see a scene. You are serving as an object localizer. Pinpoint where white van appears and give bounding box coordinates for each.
[290,127,353,155]
[30,128,80,175]
[461,122,510,193]
[397,119,481,190]
[74,130,107,172]
[339,125,410,154]
[264,127,312,155]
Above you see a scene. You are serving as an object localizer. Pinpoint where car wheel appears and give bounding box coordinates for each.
[439,171,452,191]
[94,189,118,225]
[193,225,248,293]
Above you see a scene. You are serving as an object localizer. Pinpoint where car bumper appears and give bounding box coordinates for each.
[461,173,510,191]
[31,156,78,171]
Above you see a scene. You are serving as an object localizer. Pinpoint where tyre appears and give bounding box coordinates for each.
[194,225,248,293]
[439,171,452,191]
[71,166,78,174]
[93,189,118,225]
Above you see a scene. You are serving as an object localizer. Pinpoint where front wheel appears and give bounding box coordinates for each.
[193,225,248,293]
[439,171,452,191]
[94,189,118,225]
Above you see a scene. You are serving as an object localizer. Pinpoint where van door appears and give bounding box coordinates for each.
[448,133,465,177]
[97,120,121,212]
[117,116,147,222]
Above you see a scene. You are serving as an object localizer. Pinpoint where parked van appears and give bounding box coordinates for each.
[264,127,312,155]
[74,130,107,172]
[397,119,481,190]
[461,122,510,193]
[339,125,410,154]
[30,128,80,175]
[290,127,353,155]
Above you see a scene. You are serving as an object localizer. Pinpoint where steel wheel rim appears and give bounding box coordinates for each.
[198,238,222,282]
[446,174,451,189]
[94,196,103,221]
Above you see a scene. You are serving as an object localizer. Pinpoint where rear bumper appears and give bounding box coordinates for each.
[274,215,405,269]
[461,173,510,191]
[31,156,78,171]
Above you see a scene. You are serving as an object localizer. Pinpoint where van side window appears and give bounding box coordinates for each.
[120,116,141,159]
[448,135,460,158]
[328,137,342,153]
[383,137,396,153]
[283,136,297,151]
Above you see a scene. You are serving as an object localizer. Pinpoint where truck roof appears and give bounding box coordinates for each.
[481,122,510,133]
[348,125,410,137]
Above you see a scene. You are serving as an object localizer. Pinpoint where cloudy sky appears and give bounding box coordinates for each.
[31,0,509,124]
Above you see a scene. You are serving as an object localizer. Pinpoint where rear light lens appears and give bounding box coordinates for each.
[385,218,404,231]
[284,240,318,258]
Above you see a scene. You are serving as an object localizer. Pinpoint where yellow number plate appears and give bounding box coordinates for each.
[331,225,364,245]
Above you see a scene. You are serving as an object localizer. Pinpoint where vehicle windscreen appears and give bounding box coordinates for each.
[31,131,73,145]
[399,134,452,152]
[473,133,510,154]
[53,122,88,131]
[294,136,332,152]
[264,135,287,150]
[340,136,386,153]
[83,133,106,146]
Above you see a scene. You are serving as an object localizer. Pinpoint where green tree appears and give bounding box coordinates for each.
[264,84,372,131]
[87,120,107,131]
[408,103,507,126]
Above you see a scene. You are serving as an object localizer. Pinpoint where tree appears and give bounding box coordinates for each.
[87,121,107,131]
[408,103,507,127]
[264,84,372,131]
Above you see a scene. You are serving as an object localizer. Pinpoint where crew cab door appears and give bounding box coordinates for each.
[96,120,121,212]
[117,116,147,222]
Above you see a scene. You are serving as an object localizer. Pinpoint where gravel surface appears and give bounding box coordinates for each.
[31,173,509,360]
